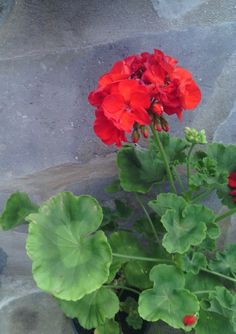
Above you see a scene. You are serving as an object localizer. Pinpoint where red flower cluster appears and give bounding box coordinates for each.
[228,171,236,203]
[183,314,197,326]
[88,49,201,146]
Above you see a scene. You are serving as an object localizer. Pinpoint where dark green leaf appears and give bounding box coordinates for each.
[209,244,236,276]
[0,192,38,230]
[124,261,153,289]
[95,319,120,334]
[117,145,165,193]
[105,180,121,193]
[58,287,119,329]
[176,253,207,274]
[195,309,235,334]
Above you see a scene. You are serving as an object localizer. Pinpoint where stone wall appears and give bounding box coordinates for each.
[0,1,235,333]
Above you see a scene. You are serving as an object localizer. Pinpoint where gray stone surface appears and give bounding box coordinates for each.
[0,276,74,334]
[0,0,236,333]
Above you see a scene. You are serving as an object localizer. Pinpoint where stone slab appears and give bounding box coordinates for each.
[0,275,74,334]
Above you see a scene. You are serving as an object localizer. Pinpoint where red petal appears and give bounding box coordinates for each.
[130,91,151,110]
[229,189,236,196]
[118,80,139,101]
[102,94,125,119]
[132,107,151,125]
[180,79,202,109]
[228,172,236,188]
[94,109,127,146]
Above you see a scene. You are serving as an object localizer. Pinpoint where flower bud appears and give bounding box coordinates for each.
[160,117,169,132]
[184,127,207,144]
[152,103,163,116]
[183,315,197,326]
[132,129,140,143]
[154,117,162,132]
[140,126,149,138]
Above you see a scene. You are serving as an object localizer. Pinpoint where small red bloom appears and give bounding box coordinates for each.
[183,315,197,326]
[102,80,151,132]
[228,171,236,202]
[228,172,236,188]
[93,109,127,147]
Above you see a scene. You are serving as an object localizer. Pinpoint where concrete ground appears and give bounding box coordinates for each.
[0,0,235,333]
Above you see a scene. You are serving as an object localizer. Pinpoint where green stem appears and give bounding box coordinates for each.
[215,208,236,223]
[173,167,187,196]
[192,189,214,203]
[104,284,139,295]
[201,267,236,283]
[150,124,177,194]
[193,290,214,295]
[135,193,160,243]
[112,252,173,263]
[187,143,195,189]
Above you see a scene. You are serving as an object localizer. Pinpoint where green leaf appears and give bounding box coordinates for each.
[155,132,190,165]
[26,193,112,301]
[195,309,235,334]
[124,261,153,289]
[134,213,164,239]
[108,231,145,282]
[185,272,221,292]
[207,287,236,320]
[114,199,132,218]
[95,319,120,334]
[138,264,199,330]
[121,297,143,330]
[161,205,215,254]
[105,180,121,193]
[149,193,187,217]
[176,252,207,275]
[58,287,119,329]
[209,244,236,276]
[117,145,165,193]
[0,192,38,230]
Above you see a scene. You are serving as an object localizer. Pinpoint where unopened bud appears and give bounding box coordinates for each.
[140,126,149,138]
[160,117,169,132]
[184,127,207,144]
[154,117,162,132]
[132,129,140,143]
[183,315,197,327]
[152,103,163,116]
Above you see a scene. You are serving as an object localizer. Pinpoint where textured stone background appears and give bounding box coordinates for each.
[0,0,235,333]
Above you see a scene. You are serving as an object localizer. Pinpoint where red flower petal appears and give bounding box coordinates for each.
[229,189,236,196]
[130,91,151,110]
[228,172,236,188]
[94,109,127,146]
[132,107,151,126]
[179,79,202,109]
[118,80,140,101]
[183,315,197,326]
[102,94,125,119]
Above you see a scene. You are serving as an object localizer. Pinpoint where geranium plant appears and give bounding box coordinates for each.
[1,49,236,334]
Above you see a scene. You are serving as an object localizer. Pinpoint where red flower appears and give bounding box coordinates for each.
[93,109,127,147]
[183,315,197,326]
[102,80,151,132]
[228,171,236,202]
[88,49,202,146]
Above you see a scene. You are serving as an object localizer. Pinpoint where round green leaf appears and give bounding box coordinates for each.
[177,252,207,275]
[196,309,235,334]
[149,193,187,217]
[117,146,165,193]
[95,319,120,334]
[0,192,38,230]
[161,205,215,254]
[209,244,236,276]
[124,261,153,289]
[138,265,199,330]
[59,287,119,329]
[26,193,112,300]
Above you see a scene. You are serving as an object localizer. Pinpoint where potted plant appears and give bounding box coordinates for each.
[1,49,236,334]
